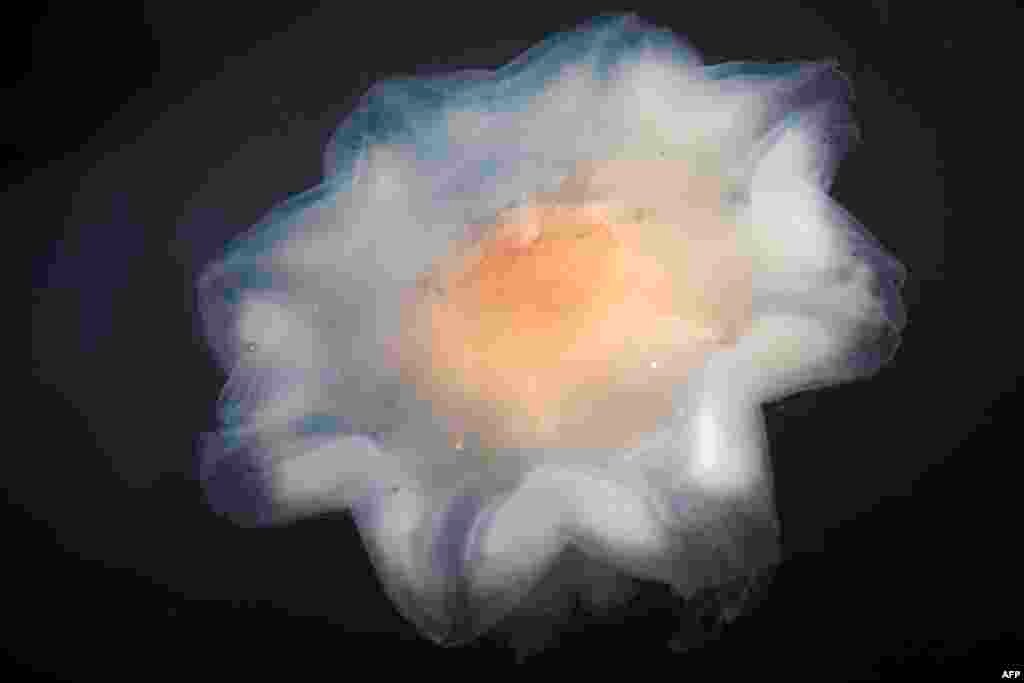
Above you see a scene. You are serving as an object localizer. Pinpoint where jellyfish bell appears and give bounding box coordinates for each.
[196,13,905,652]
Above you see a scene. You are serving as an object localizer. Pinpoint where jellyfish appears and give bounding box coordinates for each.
[196,14,905,650]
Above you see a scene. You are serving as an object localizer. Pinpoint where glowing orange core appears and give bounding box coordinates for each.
[395,160,752,452]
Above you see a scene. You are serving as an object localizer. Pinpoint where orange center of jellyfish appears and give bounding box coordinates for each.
[395,160,753,452]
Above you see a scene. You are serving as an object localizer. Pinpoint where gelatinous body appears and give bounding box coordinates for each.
[196,13,905,648]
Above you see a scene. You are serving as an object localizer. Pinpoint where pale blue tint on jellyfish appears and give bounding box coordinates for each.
[196,13,905,650]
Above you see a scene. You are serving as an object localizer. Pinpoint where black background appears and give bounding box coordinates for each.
[23,1,1012,679]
